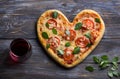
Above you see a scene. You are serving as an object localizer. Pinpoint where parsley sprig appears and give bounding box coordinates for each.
[85,55,120,78]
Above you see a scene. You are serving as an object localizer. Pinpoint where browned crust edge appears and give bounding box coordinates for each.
[37,9,105,68]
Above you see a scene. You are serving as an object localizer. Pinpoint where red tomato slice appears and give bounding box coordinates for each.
[63,48,74,64]
[64,29,76,41]
[82,19,94,30]
[48,36,60,49]
[90,29,99,43]
[75,36,90,48]
[47,19,57,29]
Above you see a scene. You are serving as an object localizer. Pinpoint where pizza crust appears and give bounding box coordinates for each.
[37,9,105,68]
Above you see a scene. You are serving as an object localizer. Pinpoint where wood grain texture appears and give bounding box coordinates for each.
[0,0,120,79]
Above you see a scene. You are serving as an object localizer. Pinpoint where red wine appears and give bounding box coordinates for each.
[10,38,32,62]
[11,40,28,56]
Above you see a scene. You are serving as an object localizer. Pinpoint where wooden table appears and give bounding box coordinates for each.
[0,0,120,79]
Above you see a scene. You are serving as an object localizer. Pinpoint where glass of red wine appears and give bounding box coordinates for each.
[9,38,32,63]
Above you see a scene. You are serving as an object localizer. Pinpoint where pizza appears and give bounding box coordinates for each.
[37,9,105,68]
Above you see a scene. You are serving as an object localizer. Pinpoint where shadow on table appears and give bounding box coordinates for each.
[0,48,20,66]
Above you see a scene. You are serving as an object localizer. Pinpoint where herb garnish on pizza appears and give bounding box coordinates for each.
[37,9,105,68]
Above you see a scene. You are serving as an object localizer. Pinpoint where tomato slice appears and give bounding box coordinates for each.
[64,29,76,41]
[90,29,99,43]
[47,19,57,29]
[82,19,94,30]
[48,36,60,49]
[63,48,74,64]
[75,36,90,48]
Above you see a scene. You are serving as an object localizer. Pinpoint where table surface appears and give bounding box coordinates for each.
[0,0,120,79]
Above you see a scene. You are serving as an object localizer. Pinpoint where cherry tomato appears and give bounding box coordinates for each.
[75,36,90,48]
[63,48,74,64]
[48,36,60,49]
[47,19,57,29]
[64,29,76,41]
[82,19,94,30]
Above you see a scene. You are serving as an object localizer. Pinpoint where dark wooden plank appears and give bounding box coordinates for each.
[0,0,120,38]
[0,15,120,39]
[1,63,120,79]
[0,0,120,79]
[0,39,120,64]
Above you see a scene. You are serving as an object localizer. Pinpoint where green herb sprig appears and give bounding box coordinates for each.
[85,55,120,78]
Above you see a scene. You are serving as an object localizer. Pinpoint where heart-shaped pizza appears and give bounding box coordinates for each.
[37,9,105,68]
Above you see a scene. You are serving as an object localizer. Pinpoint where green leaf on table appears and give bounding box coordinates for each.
[101,55,109,60]
[108,70,113,78]
[112,56,119,62]
[93,56,100,64]
[85,66,94,72]
[113,71,119,77]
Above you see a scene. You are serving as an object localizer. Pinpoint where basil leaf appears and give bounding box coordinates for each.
[45,22,49,28]
[95,18,101,23]
[57,49,64,55]
[52,28,57,35]
[86,43,92,47]
[85,66,94,72]
[52,11,58,19]
[101,55,109,60]
[74,22,82,30]
[46,44,50,49]
[108,70,113,78]
[42,32,49,39]
[73,47,80,54]
[113,71,119,77]
[112,56,119,62]
[84,33,91,39]
[65,42,70,47]
[112,62,118,69]
[93,56,100,64]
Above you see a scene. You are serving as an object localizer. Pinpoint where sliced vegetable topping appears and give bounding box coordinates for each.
[52,11,58,19]
[42,32,49,39]
[75,36,90,48]
[47,19,57,29]
[47,36,60,48]
[64,29,76,41]
[90,29,99,43]
[82,19,94,30]
[52,28,57,35]
[95,18,101,23]
[73,46,80,54]
[65,42,71,47]
[63,48,74,64]
[74,22,82,30]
